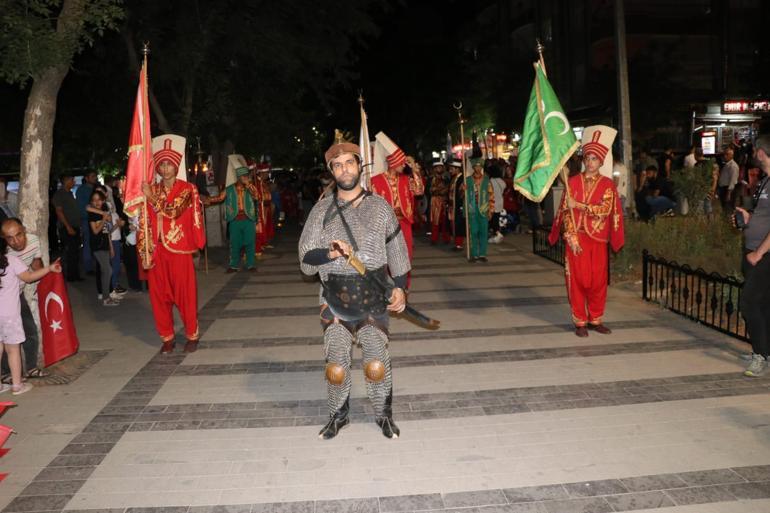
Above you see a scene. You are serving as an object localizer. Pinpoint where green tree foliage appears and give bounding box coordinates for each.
[0,0,123,85]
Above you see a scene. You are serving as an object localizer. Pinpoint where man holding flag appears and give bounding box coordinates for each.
[549,128,624,337]
[123,49,206,354]
[514,61,623,337]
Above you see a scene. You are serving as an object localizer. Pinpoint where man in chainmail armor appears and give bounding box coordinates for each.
[299,133,410,440]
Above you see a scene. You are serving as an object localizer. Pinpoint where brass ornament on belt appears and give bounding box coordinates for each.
[325,363,346,385]
[364,359,386,382]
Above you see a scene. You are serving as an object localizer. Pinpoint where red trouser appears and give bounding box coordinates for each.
[431,217,450,243]
[565,233,608,326]
[148,245,199,341]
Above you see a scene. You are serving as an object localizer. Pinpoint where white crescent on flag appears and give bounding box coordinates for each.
[544,111,570,136]
[44,292,64,332]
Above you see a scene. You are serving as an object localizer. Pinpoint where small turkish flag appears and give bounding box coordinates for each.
[37,273,79,367]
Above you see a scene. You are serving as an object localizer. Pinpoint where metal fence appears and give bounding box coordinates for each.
[531,225,610,284]
[532,225,565,266]
[642,250,747,341]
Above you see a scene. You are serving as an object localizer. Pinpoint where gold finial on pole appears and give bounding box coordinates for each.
[535,39,547,76]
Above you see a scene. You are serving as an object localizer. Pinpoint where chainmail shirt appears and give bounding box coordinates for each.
[299,193,411,292]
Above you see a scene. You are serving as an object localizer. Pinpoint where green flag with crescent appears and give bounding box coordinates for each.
[514,62,579,202]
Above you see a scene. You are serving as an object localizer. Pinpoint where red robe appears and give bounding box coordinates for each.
[429,175,450,243]
[253,178,273,253]
[549,173,624,326]
[139,180,206,341]
[371,171,423,261]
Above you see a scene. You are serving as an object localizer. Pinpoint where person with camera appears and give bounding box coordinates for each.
[735,136,770,377]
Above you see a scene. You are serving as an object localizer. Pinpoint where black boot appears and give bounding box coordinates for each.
[376,392,400,439]
[318,398,349,440]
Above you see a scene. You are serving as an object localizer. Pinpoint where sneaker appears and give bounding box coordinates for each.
[11,382,33,395]
[488,233,503,244]
[109,291,124,301]
[662,209,675,217]
[739,352,755,361]
[113,285,127,294]
[103,298,120,307]
[744,354,767,377]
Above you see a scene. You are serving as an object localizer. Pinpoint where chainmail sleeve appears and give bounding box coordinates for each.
[298,197,331,276]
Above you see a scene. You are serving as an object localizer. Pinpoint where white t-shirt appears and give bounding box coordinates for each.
[490,177,506,213]
[684,153,697,168]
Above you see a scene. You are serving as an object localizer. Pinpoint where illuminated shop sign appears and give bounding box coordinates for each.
[722,100,770,114]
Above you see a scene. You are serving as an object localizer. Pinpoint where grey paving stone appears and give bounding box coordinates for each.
[456,504,548,513]
[723,481,770,500]
[2,494,73,512]
[603,491,675,511]
[59,443,115,455]
[126,508,189,513]
[33,466,95,482]
[149,420,202,431]
[189,507,252,513]
[81,422,132,433]
[731,464,770,482]
[664,484,736,505]
[378,493,443,512]
[47,454,106,467]
[442,489,507,508]
[314,497,378,513]
[19,479,85,496]
[502,484,569,503]
[541,497,613,513]
[675,468,746,486]
[619,473,688,492]
[250,502,314,513]
[64,509,126,513]
[70,432,124,444]
[563,480,628,498]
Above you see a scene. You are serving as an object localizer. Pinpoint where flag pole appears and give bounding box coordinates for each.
[536,40,577,232]
[454,102,472,262]
[358,92,372,191]
[141,42,151,268]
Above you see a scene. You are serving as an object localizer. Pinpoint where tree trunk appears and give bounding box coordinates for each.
[19,67,70,261]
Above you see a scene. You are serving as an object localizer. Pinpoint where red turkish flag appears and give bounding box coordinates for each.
[123,56,153,218]
[37,273,79,367]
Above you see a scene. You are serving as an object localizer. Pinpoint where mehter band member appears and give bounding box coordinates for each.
[549,127,624,337]
[205,166,259,273]
[299,132,410,440]
[140,138,206,353]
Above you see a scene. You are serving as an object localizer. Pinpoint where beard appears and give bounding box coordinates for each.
[335,171,360,191]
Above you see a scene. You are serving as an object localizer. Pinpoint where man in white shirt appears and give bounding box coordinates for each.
[683,145,697,168]
[1,218,48,378]
[718,147,740,208]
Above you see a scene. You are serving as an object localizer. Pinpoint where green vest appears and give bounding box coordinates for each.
[224,184,257,222]
[466,175,490,216]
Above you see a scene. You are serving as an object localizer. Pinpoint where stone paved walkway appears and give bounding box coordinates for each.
[2,226,770,513]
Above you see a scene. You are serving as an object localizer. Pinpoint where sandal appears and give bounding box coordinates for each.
[25,368,50,379]
[11,383,33,395]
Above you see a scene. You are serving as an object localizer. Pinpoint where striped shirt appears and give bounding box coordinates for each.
[7,233,41,269]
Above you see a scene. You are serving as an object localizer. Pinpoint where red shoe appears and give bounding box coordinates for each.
[184,340,199,353]
[160,340,175,354]
[575,326,589,337]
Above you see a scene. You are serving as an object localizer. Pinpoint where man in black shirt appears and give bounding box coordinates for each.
[51,174,82,281]
[643,167,676,219]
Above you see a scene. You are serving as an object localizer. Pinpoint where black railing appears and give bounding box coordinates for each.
[532,225,565,266]
[532,225,610,284]
[642,250,747,341]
